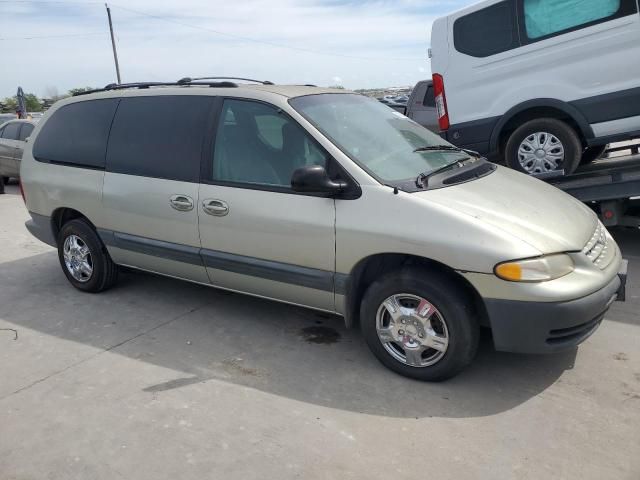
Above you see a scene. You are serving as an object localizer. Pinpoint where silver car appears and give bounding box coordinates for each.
[0,119,36,191]
[19,81,627,380]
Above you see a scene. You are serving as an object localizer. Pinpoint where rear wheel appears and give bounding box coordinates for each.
[360,268,479,381]
[57,219,118,292]
[505,118,582,176]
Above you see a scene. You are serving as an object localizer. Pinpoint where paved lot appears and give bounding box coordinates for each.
[1,183,639,480]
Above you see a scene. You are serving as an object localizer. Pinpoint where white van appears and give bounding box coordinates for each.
[430,0,640,176]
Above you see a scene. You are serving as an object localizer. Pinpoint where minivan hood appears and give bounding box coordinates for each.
[413,166,597,254]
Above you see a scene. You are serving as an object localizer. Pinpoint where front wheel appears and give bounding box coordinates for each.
[360,268,479,381]
[505,118,582,176]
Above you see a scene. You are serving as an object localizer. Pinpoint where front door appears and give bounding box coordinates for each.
[198,98,336,311]
[101,95,215,283]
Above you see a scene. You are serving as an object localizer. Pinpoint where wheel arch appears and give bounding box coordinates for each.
[342,253,488,329]
[50,207,98,246]
[490,99,594,156]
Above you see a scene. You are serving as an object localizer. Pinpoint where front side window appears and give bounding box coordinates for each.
[212,99,326,188]
[290,94,468,184]
[453,0,518,57]
[1,122,20,140]
[524,0,626,40]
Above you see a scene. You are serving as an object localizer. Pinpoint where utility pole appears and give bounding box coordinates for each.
[105,3,122,84]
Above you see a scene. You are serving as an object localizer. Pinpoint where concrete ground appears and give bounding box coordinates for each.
[1,183,638,480]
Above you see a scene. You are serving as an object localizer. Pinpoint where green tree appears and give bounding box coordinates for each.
[1,97,17,113]
[24,93,42,112]
[68,87,95,96]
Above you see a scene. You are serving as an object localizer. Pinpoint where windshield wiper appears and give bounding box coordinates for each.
[416,159,469,189]
[413,145,465,153]
[413,145,482,158]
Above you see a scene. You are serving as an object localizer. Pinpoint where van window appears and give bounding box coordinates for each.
[18,123,34,141]
[211,99,326,188]
[32,99,118,168]
[523,0,630,40]
[106,96,214,183]
[0,122,20,140]
[453,0,518,57]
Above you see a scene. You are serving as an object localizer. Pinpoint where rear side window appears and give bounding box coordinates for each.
[522,0,636,41]
[32,99,118,168]
[19,123,34,141]
[1,122,21,140]
[423,86,435,107]
[453,0,518,57]
[106,96,214,183]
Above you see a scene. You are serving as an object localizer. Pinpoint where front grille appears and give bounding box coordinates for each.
[582,222,614,270]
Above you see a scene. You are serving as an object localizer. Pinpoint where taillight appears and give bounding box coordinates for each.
[432,73,449,131]
[18,178,26,203]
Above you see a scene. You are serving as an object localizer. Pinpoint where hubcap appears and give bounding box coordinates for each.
[517,131,565,174]
[375,294,449,368]
[63,235,93,283]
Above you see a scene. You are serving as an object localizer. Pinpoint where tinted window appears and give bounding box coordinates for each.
[212,99,326,188]
[106,96,214,182]
[1,122,20,140]
[18,123,34,141]
[523,0,636,40]
[454,1,518,57]
[33,99,118,168]
[423,86,435,107]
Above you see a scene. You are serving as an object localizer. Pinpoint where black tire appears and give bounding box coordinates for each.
[57,218,118,293]
[581,145,607,164]
[2,176,8,184]
[360,268,479,381]
[0,178,4,194]
[505,118,582,176]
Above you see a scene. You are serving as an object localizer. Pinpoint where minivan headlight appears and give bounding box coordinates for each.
[495,254,574,282]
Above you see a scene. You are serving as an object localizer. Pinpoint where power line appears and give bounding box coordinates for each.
[0,31,103,40]
[110,4,424,62]
[0,0,425,61]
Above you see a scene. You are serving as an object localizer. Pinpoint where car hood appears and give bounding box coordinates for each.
[412,166,597,254]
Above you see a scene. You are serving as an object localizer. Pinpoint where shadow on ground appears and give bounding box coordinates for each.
[0,250,584,419]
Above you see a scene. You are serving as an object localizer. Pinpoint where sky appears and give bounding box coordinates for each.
[0,0,472,98]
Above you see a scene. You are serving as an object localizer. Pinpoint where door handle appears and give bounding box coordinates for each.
[202,199,229,216]
[169,194,194,212]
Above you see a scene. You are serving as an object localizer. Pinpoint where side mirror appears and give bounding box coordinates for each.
[291,165,347,195]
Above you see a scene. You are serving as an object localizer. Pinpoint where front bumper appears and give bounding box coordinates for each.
[485,261,627,354]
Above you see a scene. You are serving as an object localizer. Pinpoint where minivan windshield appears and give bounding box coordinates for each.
[289,93,469,183]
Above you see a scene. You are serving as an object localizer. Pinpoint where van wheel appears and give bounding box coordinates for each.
[360,268,479,381]
[505,118,582,176]
[581,145,608,164]
[57,219,118,293]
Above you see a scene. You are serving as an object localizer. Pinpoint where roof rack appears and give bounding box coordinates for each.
[178,77,274,85]
[72,77,275,96]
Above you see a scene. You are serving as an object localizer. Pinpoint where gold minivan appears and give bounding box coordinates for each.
[20,80,627,380]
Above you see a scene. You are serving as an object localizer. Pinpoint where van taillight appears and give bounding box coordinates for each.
[432,73,449,131]
[18,179,26,203]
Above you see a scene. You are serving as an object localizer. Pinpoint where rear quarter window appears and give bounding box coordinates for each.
[105,95,214,183]
[453,0,519,57]
[32,99,119,168]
